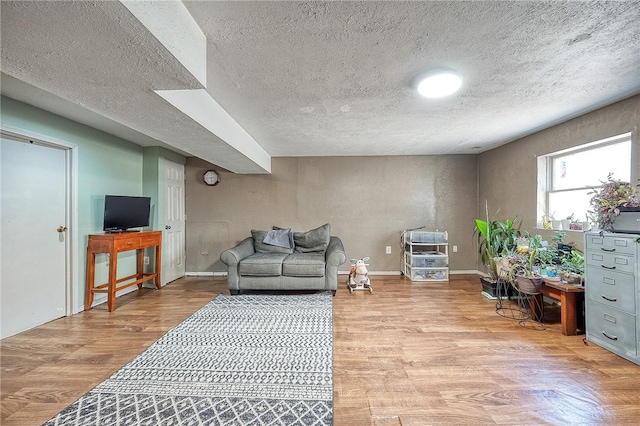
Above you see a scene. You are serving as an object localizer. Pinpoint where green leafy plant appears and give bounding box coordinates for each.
[551,230,566,246]
[504,236,545,278]
[500,234,585,287]
[588,173,640,230]
[536,245,558,268]
[561,250,584,275]
[473,201,525,281]
[517,250,540,278]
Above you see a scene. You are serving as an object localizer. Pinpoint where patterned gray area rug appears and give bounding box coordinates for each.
[44,292,333,425]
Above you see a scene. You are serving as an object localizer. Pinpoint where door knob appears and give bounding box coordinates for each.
[165,225,171,230]
[57,226,68,233]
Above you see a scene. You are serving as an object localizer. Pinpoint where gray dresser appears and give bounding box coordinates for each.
[585,231,639,365]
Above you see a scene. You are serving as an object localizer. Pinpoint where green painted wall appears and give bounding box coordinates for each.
[1,96,163,311]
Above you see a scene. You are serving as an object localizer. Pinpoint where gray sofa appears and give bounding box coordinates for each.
[220,224,346,295]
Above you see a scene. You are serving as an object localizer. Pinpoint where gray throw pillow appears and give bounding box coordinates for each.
[294,223,331,253]
[251,229,294,254]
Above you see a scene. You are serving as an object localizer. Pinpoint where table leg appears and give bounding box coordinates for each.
[108,252,118,312]
[560,292,578,336]
[84,249,95,311]
[155,244,162,289]
[577,297,585,333]
[136,249,144,289]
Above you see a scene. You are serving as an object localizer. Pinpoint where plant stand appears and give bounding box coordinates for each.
[515,287,545,331]
[495,278,527,321]
[502,276,545,330]
[493,279,545,330]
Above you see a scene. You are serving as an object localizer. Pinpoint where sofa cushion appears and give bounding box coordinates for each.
[239,253,289,276]
[283,253,326,277]
[251,229,294,254]
[294,223,331,253]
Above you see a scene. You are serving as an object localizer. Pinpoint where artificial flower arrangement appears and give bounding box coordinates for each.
[588,173,640,230]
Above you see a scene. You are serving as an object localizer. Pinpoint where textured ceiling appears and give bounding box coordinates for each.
[1,1,639,173]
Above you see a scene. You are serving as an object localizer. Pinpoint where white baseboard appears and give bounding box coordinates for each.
[185,271,227,277]
[75,284,142,313]
[340,270,483,276]
[339,270,402,275]
[185,270,483,278]
[370,270,402,275]
[451,270,484,275]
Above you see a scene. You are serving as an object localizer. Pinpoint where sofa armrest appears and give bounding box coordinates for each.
[325,236,347,290]
[220,237,255,265]
[220,237,255,292]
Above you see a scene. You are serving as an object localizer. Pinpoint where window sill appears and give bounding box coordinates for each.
[536,227,592,233]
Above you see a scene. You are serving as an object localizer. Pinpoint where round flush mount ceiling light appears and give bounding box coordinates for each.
[417,71,463,98]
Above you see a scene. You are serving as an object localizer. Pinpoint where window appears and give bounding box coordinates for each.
[537,132,632,229]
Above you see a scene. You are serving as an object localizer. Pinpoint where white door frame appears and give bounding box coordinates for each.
[0,124,79,316]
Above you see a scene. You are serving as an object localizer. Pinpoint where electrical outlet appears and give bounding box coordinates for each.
[385,246,392,254]
[144,256,150,265]
[453,245,458,253]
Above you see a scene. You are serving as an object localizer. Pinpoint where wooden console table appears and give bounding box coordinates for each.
[85,231,162,312]
[530,279,585,336]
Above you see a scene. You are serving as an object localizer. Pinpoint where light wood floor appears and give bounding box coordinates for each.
[2,275,639,425]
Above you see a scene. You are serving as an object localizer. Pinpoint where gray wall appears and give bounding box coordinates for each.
[185,155,479,274]
[5,91,637,294]
[478,94,640,254]
[186,95,639,276]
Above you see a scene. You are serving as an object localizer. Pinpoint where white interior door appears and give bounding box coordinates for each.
[1,136,67,339]
[162,158,185,284]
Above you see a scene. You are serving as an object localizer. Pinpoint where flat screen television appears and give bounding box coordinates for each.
[103,195,151,232]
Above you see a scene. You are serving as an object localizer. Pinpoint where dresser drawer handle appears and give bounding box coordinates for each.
[126,242,133,245]
[601,295,617,302]
[602,331,618,341]
[601,265,616,270]
[601,248,616,252]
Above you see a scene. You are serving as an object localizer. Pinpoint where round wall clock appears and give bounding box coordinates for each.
[203,170,220,186]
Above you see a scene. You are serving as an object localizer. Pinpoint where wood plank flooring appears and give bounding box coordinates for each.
[2,275,639,425]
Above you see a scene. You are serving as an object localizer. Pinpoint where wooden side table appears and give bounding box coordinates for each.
[531,279,585,336]
[84,230,162,312]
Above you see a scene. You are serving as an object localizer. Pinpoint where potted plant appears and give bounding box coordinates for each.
[552,230,573,258]
[562,214,575,231]
[588,173,640,230]
[569,216,583,230]
[500,251,539,294]
[559,250,584,285]
[473,202,525,297]
[502,235,575,292]
[543,213,562,230]
[535,244,560,281]
[503,236,546,293]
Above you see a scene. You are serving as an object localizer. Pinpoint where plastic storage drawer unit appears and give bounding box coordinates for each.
[406,252,448,268]
[407,266,449,281]
[408,231,448,243]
